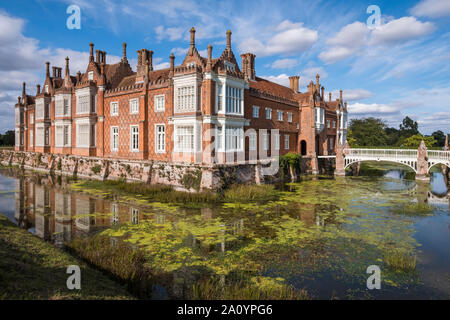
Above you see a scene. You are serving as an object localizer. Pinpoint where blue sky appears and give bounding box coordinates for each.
[1,0,450,134]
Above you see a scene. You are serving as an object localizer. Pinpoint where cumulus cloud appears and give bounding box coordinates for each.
[239,20,318,57]
[410,0,450,18]
[347,102,401,115]
[155,25,185,41]
[319,17,435,64]
[271,58,298,69]
[370,17,435,46]
[330,89,373,102]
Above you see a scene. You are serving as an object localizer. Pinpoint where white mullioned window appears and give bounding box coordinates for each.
[266,108,272,119]
[216,126,223,151]
[45,127,49,146]
[30,113,34,124]
[110,101,119,116]
[252,106,259,118]
[36,100,44,119]
[249,132,257,151]
[64,125,70,146]
[277,110,283,121]
[55,126,63,147]
[131,208,139,224]
[217,84,223,112]
[130,125,139,152]
[284,135,290,150]
[77,123,90,147]
[225,126,243,151]
[176,85,195,112]
[77,95,90,114]
[175,125,194,152]
[274,133,280,150]
[111,126,118,151]
[30,130,33,147]
[287,112,293,123]
[130,98,139,114]
[155,125,165,153]
[45,85,49,93]
[154,95,165,112]
[36,126,44,146]
[263,133,269,151]
[88,71,94,80]
[333,121,336,128]
[225,86,243,114]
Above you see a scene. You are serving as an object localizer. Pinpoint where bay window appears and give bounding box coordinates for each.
[225,126,243,151]
[176,85,195,112]
[175,125,194,152]
[77,124,89,147]
[225,86,243,114]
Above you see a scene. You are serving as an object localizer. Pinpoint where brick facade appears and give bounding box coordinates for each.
[14,28,348,166]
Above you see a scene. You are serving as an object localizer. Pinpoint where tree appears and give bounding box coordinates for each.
[399,116,419,138]
[402,134,436,149]
[385,127,400,146]
[0,130,15,146]
[348,118,388,147]
[431,130,446,147]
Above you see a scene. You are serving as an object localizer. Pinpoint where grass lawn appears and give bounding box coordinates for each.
[0,214,134,300]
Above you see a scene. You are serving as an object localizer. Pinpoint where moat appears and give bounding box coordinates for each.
[0,163,449,299]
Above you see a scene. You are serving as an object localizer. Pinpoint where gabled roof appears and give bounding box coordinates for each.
[250,77,297,101]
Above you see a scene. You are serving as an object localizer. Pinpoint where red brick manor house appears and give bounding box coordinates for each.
[14,28,348,173]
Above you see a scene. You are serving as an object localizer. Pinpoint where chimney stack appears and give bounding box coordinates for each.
[207,44,212,70]
[22,82,26,97]
[241,53,256,81]
[89,43,94,61]
[137,49,153,76]
[289,76,299,93]
[18,96,21,104]
[316,74,320,90]
[321,86,324,100]
[190,27,196,47]
[340,90,343,101]
[65,57,70,76]
[36,84,40,95]
[329,92,332,102]
[122,42,127,62]
[170,53,175,72]
[226,30,232,50]
[45,62,50,77]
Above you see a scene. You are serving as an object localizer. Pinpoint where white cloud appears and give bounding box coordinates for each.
[271,58,298,69]
[411,0,450,18]
[260,74,290,87]
[330,89,373,102]
[170,47,188,57]
[239,20,317,57]
[155,25,185,41]
[319,17,435,64]
[348,102,400,115]
[370,17,435,46]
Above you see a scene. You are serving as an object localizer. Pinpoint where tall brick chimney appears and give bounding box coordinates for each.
[169,53,175,77]
[226,30,232,50]
[89,42,94,62]
[321,86,324,100]
[22,82,26,97]
[241,53,256,81]
[329,92,332,102]
[340,89,343,101]
[137,49,154,76]
[190,27,196,47]
[122,42,128,63]
[65,57,70,77]
[36,84,40,95]
[207,44,212,70]
[45,62,50,78]
[289,76,299,93]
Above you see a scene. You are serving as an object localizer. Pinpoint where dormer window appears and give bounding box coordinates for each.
[224,61,235,72]
[88,71,94,80]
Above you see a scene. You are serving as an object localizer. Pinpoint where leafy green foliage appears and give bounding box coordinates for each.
[348,118,388,147]
[402,134,436,149]
[0,130,14,146]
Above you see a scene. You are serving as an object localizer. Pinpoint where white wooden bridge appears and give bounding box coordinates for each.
[343,148,450,174]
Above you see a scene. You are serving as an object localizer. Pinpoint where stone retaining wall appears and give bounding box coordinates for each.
[0,150,290,191]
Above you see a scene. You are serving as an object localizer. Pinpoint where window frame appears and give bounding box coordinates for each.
[110,101,119,116]
[110,126,119,152]
[129,98,139,114]
[265,108,272,120]
[252,106,259,118]
[155,124,166,154]
[130,125,139,152]
[154,95,165,112]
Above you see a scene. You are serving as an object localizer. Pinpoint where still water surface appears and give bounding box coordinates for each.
[0,166,449,299]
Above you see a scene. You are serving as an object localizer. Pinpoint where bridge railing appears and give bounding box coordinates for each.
[345,148,418,158]
[428,150,450,161]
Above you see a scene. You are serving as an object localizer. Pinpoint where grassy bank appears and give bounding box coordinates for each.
[0,214,133,300]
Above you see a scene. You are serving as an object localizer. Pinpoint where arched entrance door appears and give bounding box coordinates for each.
[301,140,307,156]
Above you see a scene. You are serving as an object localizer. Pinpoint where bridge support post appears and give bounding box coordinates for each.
[416,140,430,181]
[311,155,319,175]
[334,140,347,177]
